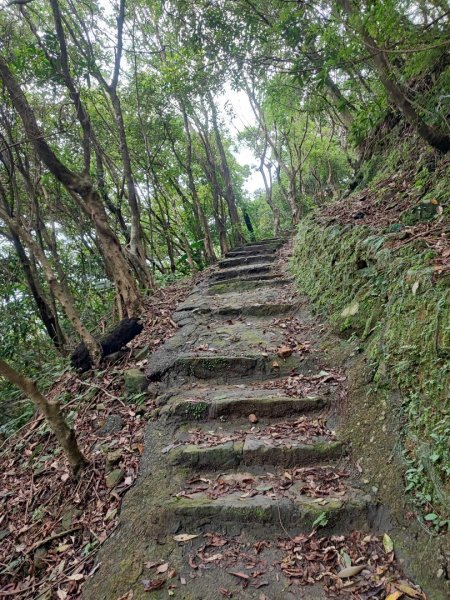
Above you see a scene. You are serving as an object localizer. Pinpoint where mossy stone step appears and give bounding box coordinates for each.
[164,352,315,385]
[207,278,292,295]
[161,390,326,420]
[166,488,371,533]
[225,245,279,257]
[168,438,344,469]
[211,263,275,282]
[175,301,296,320]
[218,254,277,269]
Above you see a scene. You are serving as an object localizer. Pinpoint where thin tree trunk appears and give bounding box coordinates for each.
[0,359,88,475]
[10,229,66,351]
[336,0,450,152]
[181,108,217,264]
[0,54,143,316]
[207,93,245,246]
[2,213,102,364]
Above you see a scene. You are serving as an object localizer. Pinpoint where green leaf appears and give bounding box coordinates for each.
[424,513,438,521]
[383,533,394,553]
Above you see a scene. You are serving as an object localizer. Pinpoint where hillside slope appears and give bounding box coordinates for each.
[292,127,450,582]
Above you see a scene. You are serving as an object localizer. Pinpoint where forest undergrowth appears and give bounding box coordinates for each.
[0,274,204,599]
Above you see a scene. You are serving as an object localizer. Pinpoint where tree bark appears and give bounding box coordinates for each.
[10,229,66,351]
[0,54,143,316]
[0,358,87,475]
[207,93,246,246]
[336,0,450,152]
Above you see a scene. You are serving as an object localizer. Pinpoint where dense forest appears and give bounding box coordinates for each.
[1,0,449,598]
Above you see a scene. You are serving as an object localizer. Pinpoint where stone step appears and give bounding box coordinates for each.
[174,282,296,321]
[168,437,343,469]
[173,301,296,321]
[146,315,315,383]
[159,384,327,420]
[166,468,372,533]
[225,245,279,257]
[211,263,275,282]
[163,351,315,385]
[207,278,292,295]
[219,254,277,269]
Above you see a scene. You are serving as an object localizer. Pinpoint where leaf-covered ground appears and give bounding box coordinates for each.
[0,275,204,599]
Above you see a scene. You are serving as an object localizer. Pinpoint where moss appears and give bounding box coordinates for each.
[292,217,450,520]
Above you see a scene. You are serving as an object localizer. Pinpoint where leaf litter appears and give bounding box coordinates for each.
[168,531,424,599]
[0,276,200,599]
[176,466,350,501]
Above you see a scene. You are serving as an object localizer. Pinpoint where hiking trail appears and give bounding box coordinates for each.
[84,238,422,600]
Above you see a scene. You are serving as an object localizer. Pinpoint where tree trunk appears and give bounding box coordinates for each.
[207,93,246,246]
[3,214,102,364]
[181,108,217,264]
[108,89,154,289]
[336,0,450,152]
[10,229,66,351]
[0,54,143,315]
[0,358,87,475]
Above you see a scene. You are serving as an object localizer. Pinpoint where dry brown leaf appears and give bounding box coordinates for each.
[173,533,199,542]
[337,565,365,578]
[156,562,169,574]
[228,571,250,580]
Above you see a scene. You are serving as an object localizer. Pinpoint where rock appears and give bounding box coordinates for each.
[105,469,124,489]
[103,349,127,365]
[106,449,123,467]
[124,368,148,394]
[147,382,161,399]
[97,414,123,436]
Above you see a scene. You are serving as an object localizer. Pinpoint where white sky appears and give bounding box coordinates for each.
[217,87,262,195]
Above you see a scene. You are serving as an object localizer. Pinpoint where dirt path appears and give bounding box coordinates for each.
[83,239,424,600]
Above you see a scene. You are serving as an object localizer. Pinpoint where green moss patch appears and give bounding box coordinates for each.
[292,218,450,523]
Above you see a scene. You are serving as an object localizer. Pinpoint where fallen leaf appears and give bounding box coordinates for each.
[383,533,394,553]
[116,592,133,600]
[337,565,365,578]
[203,553,223,562]
[167,569,177,578]
[219,588,232,598]
[142,579,165,592]
[277,345,293,358]
[67,573,84,581]
[228,571,250,580]
[145,560,160,569]
[156,562,169,574]
[395,583,422,598]
[386,592,403,600]
[173,533,199,542]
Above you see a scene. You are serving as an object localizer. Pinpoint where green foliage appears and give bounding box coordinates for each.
[292,217,450,521]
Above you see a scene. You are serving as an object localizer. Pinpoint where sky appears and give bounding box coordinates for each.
[217,87,262,195]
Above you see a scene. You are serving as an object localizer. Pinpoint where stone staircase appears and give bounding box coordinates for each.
[83,238,418,600]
